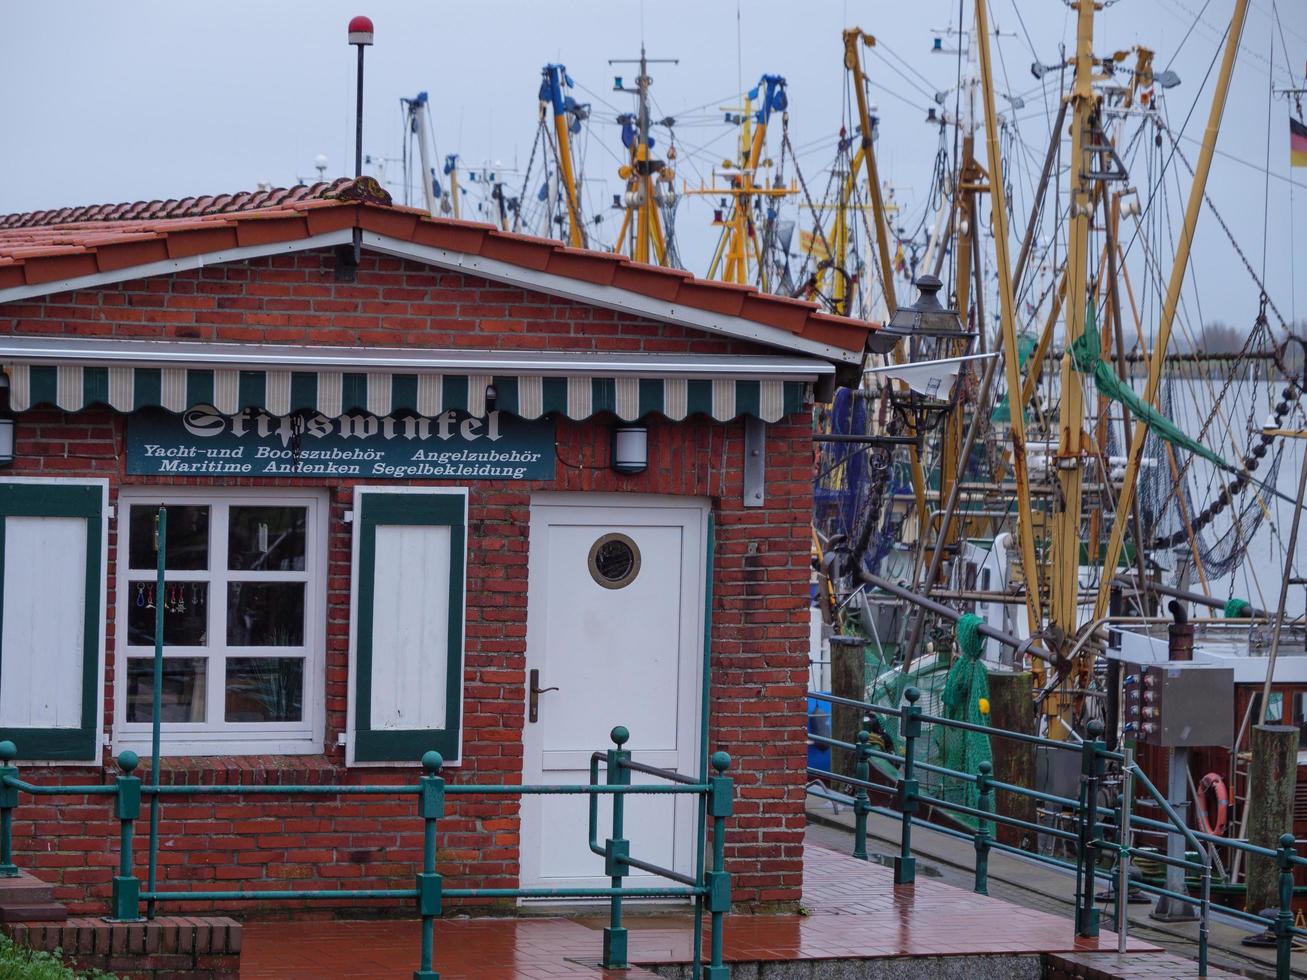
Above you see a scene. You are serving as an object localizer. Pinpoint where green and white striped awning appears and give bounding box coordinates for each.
[0,339,824,423]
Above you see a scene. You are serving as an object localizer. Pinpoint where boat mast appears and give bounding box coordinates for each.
[540,65,587,248]
[1091,0,1252,623]
[842,30,899,318]
[610,46,678,264]
[405,93,438,215]
[973,0,1044,641]
[937,27,980,578]
[1045,0,1098,727]
[443,155,461,219]
[843,29,930,530]
[693,76,795,289]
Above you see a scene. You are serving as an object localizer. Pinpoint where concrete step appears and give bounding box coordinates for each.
[0,872,54,906]
[0,903,68,923]
[0,872,66,923]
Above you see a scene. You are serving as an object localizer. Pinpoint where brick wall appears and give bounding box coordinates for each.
[4,917,241,979]
[0,249,814,914]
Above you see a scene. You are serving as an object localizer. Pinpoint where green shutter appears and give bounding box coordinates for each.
[0,482,104,762]
[352,490,466,764]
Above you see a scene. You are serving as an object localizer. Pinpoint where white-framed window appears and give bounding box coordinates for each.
[114,488,328,756]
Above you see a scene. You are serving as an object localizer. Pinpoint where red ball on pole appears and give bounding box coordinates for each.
[348,15,374,46]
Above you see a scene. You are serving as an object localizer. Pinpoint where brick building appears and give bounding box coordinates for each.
[0,179,872,915]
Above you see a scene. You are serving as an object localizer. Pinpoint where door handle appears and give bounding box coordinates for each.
[528,669,560,723]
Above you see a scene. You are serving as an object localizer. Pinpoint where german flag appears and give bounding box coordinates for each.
[1293,116,1307,168]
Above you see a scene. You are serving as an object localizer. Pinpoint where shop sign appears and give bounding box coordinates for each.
[127,405,556,480]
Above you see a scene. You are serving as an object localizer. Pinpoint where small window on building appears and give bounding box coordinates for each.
[588,533,641,589]
[116,491,326,756]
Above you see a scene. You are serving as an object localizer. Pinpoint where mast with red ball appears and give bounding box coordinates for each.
[348,15,373,262]
[348,15,373,180]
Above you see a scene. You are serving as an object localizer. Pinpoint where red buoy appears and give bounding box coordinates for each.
[348,15,374,46]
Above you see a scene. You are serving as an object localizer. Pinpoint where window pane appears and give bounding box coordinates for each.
[227,582,305,646]
[128,505,209,570]
[225,658,304,722]
[126,657,207,723]
[127,581,208,647]
[228,506,307,572]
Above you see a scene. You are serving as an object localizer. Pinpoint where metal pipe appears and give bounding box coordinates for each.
[1117,745,1134,953]
[352,39,366,263]
[1010,97,1069,299]
[813,434,919,445]
[859,570,1053,662]
[1258,444,1307,722]
[1112,575,1271,618]
[146,506,165,920]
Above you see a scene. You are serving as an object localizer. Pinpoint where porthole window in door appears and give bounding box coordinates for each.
[588,532,641,589]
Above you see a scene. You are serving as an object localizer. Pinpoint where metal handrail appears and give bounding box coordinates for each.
[0,727,736,980]
[804,683,1307,979]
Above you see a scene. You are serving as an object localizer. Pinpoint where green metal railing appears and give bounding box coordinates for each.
[808,686,1307,980]
[0,726,734,980]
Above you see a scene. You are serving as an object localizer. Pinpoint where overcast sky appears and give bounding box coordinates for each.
[3,1,1304,332]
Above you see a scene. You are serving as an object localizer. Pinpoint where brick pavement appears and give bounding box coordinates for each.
[242,837,1167,978]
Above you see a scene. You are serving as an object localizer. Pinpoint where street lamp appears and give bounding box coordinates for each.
[872,274,974,432]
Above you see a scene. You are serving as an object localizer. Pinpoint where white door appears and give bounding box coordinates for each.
[521,495,707,895]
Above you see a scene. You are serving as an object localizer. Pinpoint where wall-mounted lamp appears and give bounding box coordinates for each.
[612,425,648,475]
[485,383,498,412]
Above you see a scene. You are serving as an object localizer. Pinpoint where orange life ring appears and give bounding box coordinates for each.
[1196,772,1229,837]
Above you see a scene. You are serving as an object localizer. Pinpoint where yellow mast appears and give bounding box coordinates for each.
[1092,0,1251,621]
[691,77,796,288]
[973,0,1044,640]
[444,155,461,219]
[843,30,900,318]
[541,65,586,248]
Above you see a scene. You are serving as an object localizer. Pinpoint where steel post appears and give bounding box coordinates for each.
[602,727,632,969]
[704,751,733,980]
[853,731,872,861]
[1151,746,1197,922]
[895,688,921,885]
[974,761,993,895]
[1276,834,1295,980]
[110,752,142,922]
[1076,721,1105,937]
[0,741,18,878]
[414,750,444,980]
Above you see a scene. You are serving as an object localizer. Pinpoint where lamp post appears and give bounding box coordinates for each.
[874,274,974,434]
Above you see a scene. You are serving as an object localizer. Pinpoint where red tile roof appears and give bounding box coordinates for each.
[0,178,875,357]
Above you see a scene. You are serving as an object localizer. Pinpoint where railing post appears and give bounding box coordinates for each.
[1275,833,1295,980]
[1076,720,1105,938]
[705,751,733,980]
[894,687,921,886]
[852,731,871,862]
[0,741,19,878]
[974,761,993,895]
[1116,748,1134,955]
[110,751,142,922]
[602,726,632,970]
[415,750,444,980]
